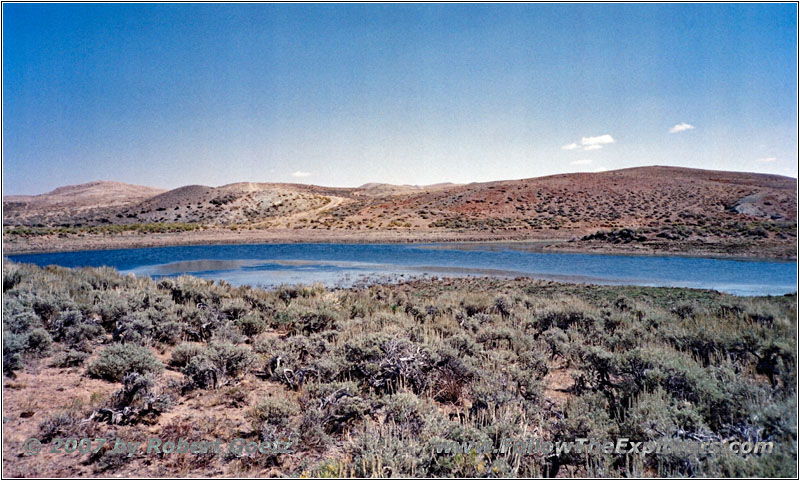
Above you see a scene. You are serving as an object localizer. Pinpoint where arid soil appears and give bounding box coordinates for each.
[4,166,796,258]
[2,348,296,477]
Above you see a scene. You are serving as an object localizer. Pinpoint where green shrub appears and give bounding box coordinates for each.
[247,397,299,430]
[50,349,91,368]
[39,410,81,443]
[206,341,253,378]
[221,298,250,320]
[87,344,163,382]
[114,308,183,346]
[26,328,53,356]
[757,339,796,389]
[382,392,426,435]
[169,342,204,367]
[112,372,156,409]
[210,322,246,345]
[182,355,219,390]
[342,334,435,395]
[64,322,104,351]
[236,312,267,337]
[93,291,130,330]
[618,388,706,441]
[3,267,22,292]
[3,304,41,334]
[3,331,25,375]
[292,306,341,335]
[299,407,332,450]
[51,310,87,342]
[180,341,253,390]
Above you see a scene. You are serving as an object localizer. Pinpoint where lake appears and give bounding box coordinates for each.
[6,243,797,296]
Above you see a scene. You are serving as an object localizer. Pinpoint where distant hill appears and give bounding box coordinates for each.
[354,182,461,197]
[5,180,164,204]
[4,181,166,226]
[4,167,796,250]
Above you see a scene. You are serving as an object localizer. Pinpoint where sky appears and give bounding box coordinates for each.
[3,3,797,195]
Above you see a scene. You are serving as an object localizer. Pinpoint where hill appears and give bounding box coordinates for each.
[3,166,797,257]
[4,181,166,227]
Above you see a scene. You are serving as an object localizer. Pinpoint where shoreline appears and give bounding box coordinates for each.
[3,228,796,261]
[424,241,799,263]
[2,229,547,255]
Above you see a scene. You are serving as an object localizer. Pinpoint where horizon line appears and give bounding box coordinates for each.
[5,164,797,198]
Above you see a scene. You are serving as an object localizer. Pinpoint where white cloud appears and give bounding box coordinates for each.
[291,171,312,178]
[669,122,695,133]
[569,159,594,166]
[756,157,776,163]
[580,134,615,146]
[563,134,615,152]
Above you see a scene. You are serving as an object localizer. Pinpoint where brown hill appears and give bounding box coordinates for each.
[3,166,797,256]
[5,180,164,204]
[367,166,797,229]
[128,182,334,225]
[3,181,165,226]
[354,182,461,197]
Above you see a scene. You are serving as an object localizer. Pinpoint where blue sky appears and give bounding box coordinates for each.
[3,3,797,195]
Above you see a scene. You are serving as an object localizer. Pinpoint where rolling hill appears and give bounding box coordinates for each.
[3,166,797,257]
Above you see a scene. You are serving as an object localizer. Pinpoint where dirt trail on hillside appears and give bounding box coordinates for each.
[282,195,348,224]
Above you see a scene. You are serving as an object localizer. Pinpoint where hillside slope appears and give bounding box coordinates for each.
[4,181,166,227]
[3,166,797,257]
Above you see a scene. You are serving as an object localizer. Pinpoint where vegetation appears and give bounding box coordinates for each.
[87,344,164,382]
[583,221,797,244]
[2,260,796,477]
[3,222,204,237]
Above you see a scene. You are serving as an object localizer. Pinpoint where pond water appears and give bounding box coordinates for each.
[7,243,797,296]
